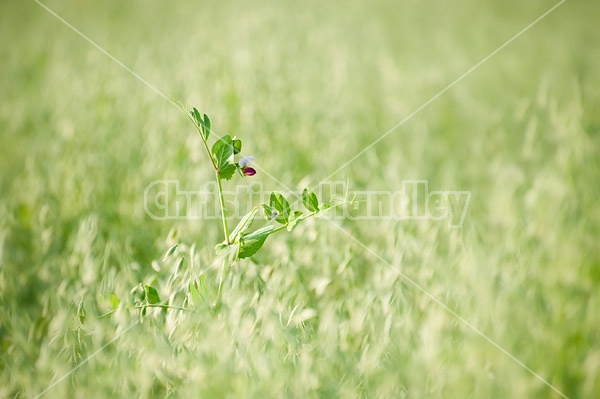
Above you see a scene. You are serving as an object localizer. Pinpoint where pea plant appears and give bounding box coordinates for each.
[181,104,350,261]
[130,104,352,315]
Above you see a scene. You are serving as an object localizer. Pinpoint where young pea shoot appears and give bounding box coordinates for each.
[175,102,351,261]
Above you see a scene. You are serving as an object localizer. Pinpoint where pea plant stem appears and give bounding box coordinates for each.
[270,201,353,235]
[215,173,230,244]
[181,105,230,245]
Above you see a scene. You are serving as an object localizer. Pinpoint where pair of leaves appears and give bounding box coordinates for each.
[191,108,211,141]
[220,208,274,259]
[238,225,274,259]
[263,192,290,224]
[263,189,319,225]
[211,135,239,180]
[230,207,258,243]
[216,188,324,261]
[216,207,275,260]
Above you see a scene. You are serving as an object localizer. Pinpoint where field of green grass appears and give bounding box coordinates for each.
[1,0,600,397]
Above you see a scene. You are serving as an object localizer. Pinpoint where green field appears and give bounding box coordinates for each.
[1,0,600,398]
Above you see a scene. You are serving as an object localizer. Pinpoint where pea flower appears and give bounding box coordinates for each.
[238,156,256,176]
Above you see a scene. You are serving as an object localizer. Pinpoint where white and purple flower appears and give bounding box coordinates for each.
[238,156,256,176]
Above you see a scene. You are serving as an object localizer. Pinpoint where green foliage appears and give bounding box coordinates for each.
[268,192,290,224]
[190,108,211,140]
[230,207,259,242]
[183,106,351,261]
[211,135,234,170]
[232,138,242,155]
[302,188,319,212]
[286,210,304,232]
[217,163,236,180]
[238,225,274,259]
[143,285,160,305]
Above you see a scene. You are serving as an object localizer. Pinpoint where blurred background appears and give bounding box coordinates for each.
[1,0,599,397]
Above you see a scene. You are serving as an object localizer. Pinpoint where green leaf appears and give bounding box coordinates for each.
[302,188,319,212]
[230,207,259,242]
[192,108,202,127]
[232,139,242,155]
[287,210,304,231]
[262,204,279,221]
[163,244,178,261]
[270,192,290,224]
[239,225,274,259]
[190,109,210,140]
[211,135,234,170]
[144,285,160,305]
[202,114,211,140]
[218,163,236,180]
